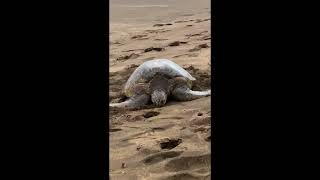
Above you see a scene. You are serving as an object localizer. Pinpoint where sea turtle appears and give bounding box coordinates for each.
[109,59,211,109]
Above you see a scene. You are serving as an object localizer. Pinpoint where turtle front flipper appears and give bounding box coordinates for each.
[109,94,150,109]
[172,85,211,101]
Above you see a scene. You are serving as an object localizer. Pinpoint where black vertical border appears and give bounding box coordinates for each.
[105,0,110,179]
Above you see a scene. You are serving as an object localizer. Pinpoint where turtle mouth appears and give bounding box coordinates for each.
[154,99,166,107]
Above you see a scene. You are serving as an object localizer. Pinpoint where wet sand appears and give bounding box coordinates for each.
[109,0,211,179]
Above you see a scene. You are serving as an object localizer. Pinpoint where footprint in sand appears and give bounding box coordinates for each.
[153,23,173,27]
[143,111,160,118]
[199,35,211,40]
[159,138,183,150]
[131,34,148,39]
[152,127,166,131]
[188,43,210,52]
[127,115,145,122]
[143,56,157,61]
[142,151,184,165]
[168,41,188,47]
[109,128,122,132]
[160,29,171,33]
[136,144,161,156]
[110,41,124,46]
[145,29,160,33]
[144,47,165,52]
[172,53,198,58]
[164,153,211,172]
[125,64,139,70]
[157,116,184,120]
[116,53,140,61]
[195,18,211,23]
[128,107,168,121]
[145,28,171,34]
[172,54,189,58]
[174,19,194,23]
[155,38,169,41]
[124,48,143,52]
[175,20,188,23]
[185,31,209,38]
[151,124,175,132]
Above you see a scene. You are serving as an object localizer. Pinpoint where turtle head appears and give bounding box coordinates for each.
[151,89,167,107]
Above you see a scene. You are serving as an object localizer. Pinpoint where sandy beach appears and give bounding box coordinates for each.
[109,0,211,179]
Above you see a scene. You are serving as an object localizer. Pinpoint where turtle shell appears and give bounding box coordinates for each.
[124,59,195,97]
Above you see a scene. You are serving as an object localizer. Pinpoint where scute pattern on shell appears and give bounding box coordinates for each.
[124,59,196,97]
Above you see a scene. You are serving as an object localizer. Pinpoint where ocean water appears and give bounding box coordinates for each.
[110,0,210,23]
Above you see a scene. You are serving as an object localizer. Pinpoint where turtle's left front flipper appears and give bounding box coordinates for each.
[172,86,211,101]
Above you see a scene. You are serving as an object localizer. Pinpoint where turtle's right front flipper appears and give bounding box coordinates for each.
[109,94,150,109]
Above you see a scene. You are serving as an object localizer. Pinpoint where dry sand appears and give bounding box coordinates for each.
[109,0,211,179]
